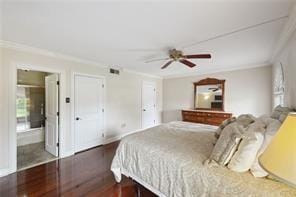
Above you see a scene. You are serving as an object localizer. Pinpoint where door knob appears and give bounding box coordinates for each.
[143,109,146,111]
[76,117,81,120]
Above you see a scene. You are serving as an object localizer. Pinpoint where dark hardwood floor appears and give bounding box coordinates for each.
[0,141,157,197]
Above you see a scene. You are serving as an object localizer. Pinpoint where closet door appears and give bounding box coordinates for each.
[142,81,157,129]
[74,74,105,152]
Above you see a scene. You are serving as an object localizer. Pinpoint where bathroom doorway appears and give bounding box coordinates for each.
[16,69,60,170]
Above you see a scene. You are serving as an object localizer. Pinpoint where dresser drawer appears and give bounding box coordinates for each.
[183,111,206,117]
[182,110,232,126]
[212,113,232,118]
[183,115,205,123]
[206,117,227,126]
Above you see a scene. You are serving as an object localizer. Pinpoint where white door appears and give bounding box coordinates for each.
[142,81,157,129]
[74,75,104,152]
[45,74,59,157]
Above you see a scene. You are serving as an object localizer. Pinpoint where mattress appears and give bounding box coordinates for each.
[111,121,296,197]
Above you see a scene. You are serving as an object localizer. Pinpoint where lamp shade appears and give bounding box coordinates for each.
[259,113,296,187]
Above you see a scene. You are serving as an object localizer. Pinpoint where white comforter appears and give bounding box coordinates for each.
[111,121,296,197]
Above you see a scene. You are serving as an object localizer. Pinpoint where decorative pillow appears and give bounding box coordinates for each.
[270,105,282,119]
[236,114,256,128]
[271,105,292,121]
[265,118,282,134]
[228,122,265,173]
[279,113,289,123]
[215,117,237,139]
[250,118,282,177]
[208,122,244,166]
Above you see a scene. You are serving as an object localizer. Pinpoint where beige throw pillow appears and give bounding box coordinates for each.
[271,105,293,122]
[215,117,236,139]
[236,114,256,128]
[228,122,265,172]
[208,122,244,166]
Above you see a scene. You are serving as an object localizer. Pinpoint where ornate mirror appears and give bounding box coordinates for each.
[194,78,225,111]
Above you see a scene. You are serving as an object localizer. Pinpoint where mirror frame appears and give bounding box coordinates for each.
[194,78,225,111]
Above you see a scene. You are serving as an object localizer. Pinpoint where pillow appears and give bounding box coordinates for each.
[236,114,256,128]
[279,113,289,123]
[228,122,265,172]
[265,118,282,134]
[250,118,282,177]
[270,105,282,119]
[271,105,292,121]
[215,117,236,139]
[208,122,244,166]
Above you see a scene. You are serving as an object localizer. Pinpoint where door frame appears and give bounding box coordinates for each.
[9,63,66,173]
[141,81,157,129]
[71,72,106,153]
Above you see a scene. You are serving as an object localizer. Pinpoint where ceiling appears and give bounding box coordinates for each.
[1,0,294,77]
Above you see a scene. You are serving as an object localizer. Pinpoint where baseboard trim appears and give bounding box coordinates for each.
[103,128,145,145]
[0,168,14,178]
[60,150,75,158]
[103,136,122,145]
[122,128,144,138]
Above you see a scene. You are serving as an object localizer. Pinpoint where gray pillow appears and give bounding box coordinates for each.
[236,114,256,128]
[209,122,245,166]
[271,105,292,121]
[215,117,237,139]
[279,113,290,123]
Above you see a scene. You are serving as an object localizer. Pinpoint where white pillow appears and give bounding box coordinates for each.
[228,128,264,172]
[250,119,281,177]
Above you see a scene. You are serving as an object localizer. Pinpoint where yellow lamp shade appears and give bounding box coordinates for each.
[259,113,296,188]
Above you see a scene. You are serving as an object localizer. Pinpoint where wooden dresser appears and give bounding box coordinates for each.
[182,110,232,126]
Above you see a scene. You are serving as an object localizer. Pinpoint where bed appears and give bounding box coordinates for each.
[111,121,296,197]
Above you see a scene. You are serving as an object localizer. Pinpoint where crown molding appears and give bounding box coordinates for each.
[0,40,109,68]
[0,40,269,80]
[271,3,296,61]
[0,40,163,79]
[123,68,163,79]
[163,62,271,79]
[106,65,162,79]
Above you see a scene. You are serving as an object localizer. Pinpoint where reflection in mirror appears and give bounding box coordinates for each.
[195,85,223,110]
[194,78,225,111]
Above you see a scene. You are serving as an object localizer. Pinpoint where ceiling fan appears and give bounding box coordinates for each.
[146,49,211,69]
[208,87,220,92]
[208,85,222,92]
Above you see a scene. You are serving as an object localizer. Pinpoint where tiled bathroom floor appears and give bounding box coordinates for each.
[17,142,57,170]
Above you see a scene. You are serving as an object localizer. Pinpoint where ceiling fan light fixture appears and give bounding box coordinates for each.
[146,48,211,70]
[169,49,183,60]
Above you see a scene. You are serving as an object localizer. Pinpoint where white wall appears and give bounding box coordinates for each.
[0,47,10,174]
[272,29,296,108]
[163,66,272,122]
[0,46,162,175]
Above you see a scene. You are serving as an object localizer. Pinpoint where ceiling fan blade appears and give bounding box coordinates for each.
[183,54,211,59]
[179,59,196,68]
[161,60,174,69]
[145,57,170,63]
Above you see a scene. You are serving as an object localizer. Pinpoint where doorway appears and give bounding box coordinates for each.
[16,69,60,170]
[74,74,105,153]
[141,81,157,129]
